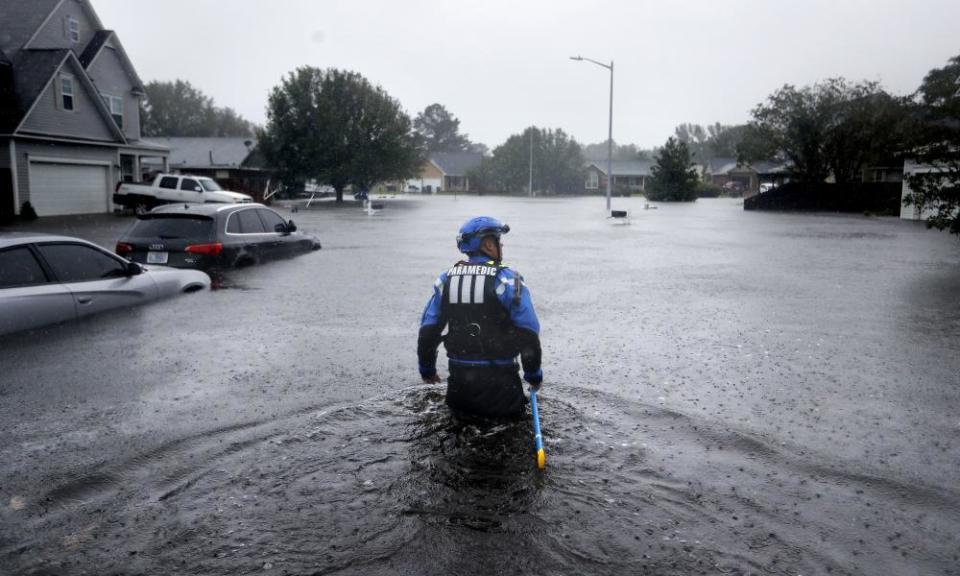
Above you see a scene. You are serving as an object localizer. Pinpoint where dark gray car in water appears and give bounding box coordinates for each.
[0,233,209,336]
[115,203,321,270]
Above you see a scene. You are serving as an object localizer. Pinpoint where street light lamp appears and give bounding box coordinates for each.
[570,55,614,212]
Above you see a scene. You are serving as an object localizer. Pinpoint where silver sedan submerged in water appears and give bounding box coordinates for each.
[0,233,210,336]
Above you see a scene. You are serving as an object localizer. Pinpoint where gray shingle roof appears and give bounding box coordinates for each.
[77,31,144,92]
[147,137,259,168]
[0,48,68,132]
[750,161,790,174]
[0,0,62,56]
[79,29,112,67]
[429,152,483,176]
[588,160,655,176]
[0,57,14,132]
[706,157,738,174]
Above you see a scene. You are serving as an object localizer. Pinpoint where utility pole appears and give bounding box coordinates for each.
[529,127,534,197]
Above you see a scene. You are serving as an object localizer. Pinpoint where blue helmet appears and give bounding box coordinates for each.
[456,216,510,255]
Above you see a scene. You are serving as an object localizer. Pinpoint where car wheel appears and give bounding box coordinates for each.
[134,203,150,216]
[234,254,258,267]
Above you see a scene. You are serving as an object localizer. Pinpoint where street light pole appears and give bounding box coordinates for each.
[570,55,614,212]
[529,127,534,197]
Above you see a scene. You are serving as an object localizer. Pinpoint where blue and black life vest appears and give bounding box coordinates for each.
[440,261,520,361]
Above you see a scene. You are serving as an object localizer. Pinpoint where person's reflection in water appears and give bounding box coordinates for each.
[406,391,544,531]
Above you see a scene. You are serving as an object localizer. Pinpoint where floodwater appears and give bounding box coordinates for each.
[1,196,958,575]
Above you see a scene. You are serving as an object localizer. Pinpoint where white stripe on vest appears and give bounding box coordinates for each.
[472,275,484,304]
[449,274,485,304]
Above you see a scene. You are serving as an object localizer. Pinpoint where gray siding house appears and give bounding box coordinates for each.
[0,0,168,219]
[586,160,654,195]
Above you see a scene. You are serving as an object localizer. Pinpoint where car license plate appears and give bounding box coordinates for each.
[146,251,168,264]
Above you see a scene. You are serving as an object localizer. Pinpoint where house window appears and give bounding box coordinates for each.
[586,170,599,189]
[60,76,75,111]
[66,16,80,43]
[100,94,123,128]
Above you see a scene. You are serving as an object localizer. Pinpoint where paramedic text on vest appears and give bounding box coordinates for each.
[417,216,543,418]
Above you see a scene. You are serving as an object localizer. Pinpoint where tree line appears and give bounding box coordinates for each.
[140,52,959,233]
[141,80,256,137]
[631,52,960,227]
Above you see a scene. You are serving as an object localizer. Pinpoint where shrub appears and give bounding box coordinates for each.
[696,182,724,198]
[20,201,38,221]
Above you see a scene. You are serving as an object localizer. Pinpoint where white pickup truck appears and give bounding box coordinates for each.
[114,174,254,214]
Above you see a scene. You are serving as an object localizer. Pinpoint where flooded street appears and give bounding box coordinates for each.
[1,196,959,575]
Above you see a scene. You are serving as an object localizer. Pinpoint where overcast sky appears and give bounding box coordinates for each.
[96,0,959,149]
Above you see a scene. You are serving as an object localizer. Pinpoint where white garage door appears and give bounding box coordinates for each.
[30,162,109,216]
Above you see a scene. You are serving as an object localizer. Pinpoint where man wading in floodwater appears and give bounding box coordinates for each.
[418,216,543,418]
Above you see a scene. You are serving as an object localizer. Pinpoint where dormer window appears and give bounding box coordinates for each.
[100,93,124,129]
[66,16,80,43]
[60,75,75,111]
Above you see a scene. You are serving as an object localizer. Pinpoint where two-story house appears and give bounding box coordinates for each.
[0,0,168,219]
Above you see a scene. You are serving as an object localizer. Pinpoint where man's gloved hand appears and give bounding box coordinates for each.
[524,368,543,391]
[422,372,442,384]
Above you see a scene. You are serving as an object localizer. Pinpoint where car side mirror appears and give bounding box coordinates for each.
[125,262,143,276]
[274,222,287,234]
[287,220,297,232]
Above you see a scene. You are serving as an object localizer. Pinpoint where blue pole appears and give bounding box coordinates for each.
[530,388,545,470]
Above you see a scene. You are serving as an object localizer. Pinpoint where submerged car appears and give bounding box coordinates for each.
[0,233,210,336]
[115,203,321,270]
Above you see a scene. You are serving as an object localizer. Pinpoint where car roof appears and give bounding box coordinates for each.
[145,202,266,217]
[0,232,97,249]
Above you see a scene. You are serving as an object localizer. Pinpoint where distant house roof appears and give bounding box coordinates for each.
[146,137,259,169]
[588,160,655,177]
[0,0,62,56]
[429,152,483,176]
[750,161,791,174]
[705,157,791,176]
[706,157,738,175]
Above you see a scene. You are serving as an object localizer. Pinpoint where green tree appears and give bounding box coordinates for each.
[740,79,908,184]
[822,83,910,184]
[904,52,960,236]
[674,123,709,162]
[141,80,255,137]
[258,67,423,202]
[414,103,472,153]
[647,137,698,202]
[472,127,585,195]
[740,82,832,183]
[583,139,647,162]
[707,123,749,157]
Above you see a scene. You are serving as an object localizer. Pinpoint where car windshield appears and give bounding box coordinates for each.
[198,178,222,192]
[128,216,215,240]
